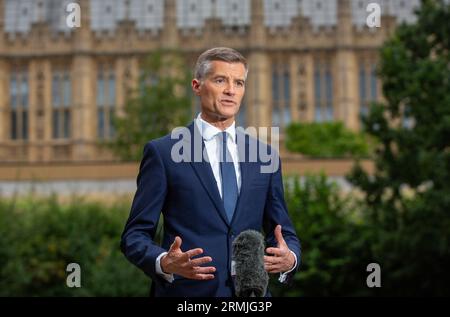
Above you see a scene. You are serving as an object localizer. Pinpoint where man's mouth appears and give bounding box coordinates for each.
[221,99,236,105]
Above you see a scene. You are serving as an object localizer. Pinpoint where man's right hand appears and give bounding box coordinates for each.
[160,236,216,280]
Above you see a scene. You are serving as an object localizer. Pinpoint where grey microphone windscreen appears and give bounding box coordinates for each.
[232,230,269,297]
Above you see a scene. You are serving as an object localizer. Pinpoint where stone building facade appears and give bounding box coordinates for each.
[0,0,424,162]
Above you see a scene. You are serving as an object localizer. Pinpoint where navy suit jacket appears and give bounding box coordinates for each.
[120,122,301,297]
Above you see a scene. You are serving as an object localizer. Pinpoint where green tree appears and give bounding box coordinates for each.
[108,50,192,161]
[348,0,450,295]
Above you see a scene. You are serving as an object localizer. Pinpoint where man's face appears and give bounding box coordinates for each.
[192,61,246,121]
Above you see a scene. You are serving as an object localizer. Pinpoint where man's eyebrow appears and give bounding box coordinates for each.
[211,75,245,83]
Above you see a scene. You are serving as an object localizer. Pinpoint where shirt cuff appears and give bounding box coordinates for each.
[278,251,297,283]
[156,252,174,283]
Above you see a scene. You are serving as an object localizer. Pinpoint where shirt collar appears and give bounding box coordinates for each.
[195,113,236,143]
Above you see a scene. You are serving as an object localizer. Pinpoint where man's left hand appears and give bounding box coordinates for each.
[264,225,296,273]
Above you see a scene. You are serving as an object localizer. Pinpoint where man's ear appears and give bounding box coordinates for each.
[192,79,201,96]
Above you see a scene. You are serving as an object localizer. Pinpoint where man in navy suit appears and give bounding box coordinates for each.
[121,47,301,297]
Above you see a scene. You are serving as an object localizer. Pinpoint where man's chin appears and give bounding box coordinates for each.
[219,113,237,122]
[218,108,239,120]
[205,107,239,122]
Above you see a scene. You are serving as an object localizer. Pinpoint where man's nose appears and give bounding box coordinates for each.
[223,83,236,96]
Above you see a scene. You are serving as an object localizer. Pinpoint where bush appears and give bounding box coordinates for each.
[358,191,450,296]
[0,178,374,297]
[8,174,445,297]
[285,122,370,158]
[0,195,149,296]
[2,179,374,297]
[270,174,374,297]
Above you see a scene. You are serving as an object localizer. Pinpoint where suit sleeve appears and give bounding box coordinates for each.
[120,141,168,283]
[263,157,301,284]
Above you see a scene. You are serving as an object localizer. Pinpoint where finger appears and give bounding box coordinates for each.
[192,274,215,280]
[264,264,281,272]
[188,256,213,267]
[264,259,278,267]
[274,225,287,247]
[264,264,281,273]
[267,267,282,274]
[169,236,182,252]
[264,255,282,265]
[265,261,282,270]
[182,248,204,261]
[265,247,284,256]
[192,266,216,274]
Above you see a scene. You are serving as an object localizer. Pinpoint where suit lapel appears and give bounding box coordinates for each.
[187,122,230,227]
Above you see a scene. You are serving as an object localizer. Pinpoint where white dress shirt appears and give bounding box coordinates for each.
[156,113,296,283]
[195,113,241,197]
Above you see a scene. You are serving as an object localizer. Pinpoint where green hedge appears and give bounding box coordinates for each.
[285,122,371,158]
[269,174,374,297]
[0,176,371,297]
[0,196,149,296]
[2,175,445,296]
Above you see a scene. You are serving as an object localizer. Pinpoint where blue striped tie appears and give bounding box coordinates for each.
[219,131,238,222]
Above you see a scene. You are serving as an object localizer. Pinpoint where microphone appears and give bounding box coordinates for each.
[232,230,269,297]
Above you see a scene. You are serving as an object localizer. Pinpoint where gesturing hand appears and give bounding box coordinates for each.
[160,236,216,280]
[264,225,296,273]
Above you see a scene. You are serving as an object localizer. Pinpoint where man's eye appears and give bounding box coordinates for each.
[215,79,224,84]
[236,82,244,87]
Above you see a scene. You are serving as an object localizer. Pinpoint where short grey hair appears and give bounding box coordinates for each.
[194,47,248,81]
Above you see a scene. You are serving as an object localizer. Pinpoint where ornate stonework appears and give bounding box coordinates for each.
[0,0,426,162]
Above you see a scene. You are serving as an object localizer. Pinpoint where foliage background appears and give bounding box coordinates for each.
[285,122,371,158]
[0,176,371,297]
[0,196,149,296]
